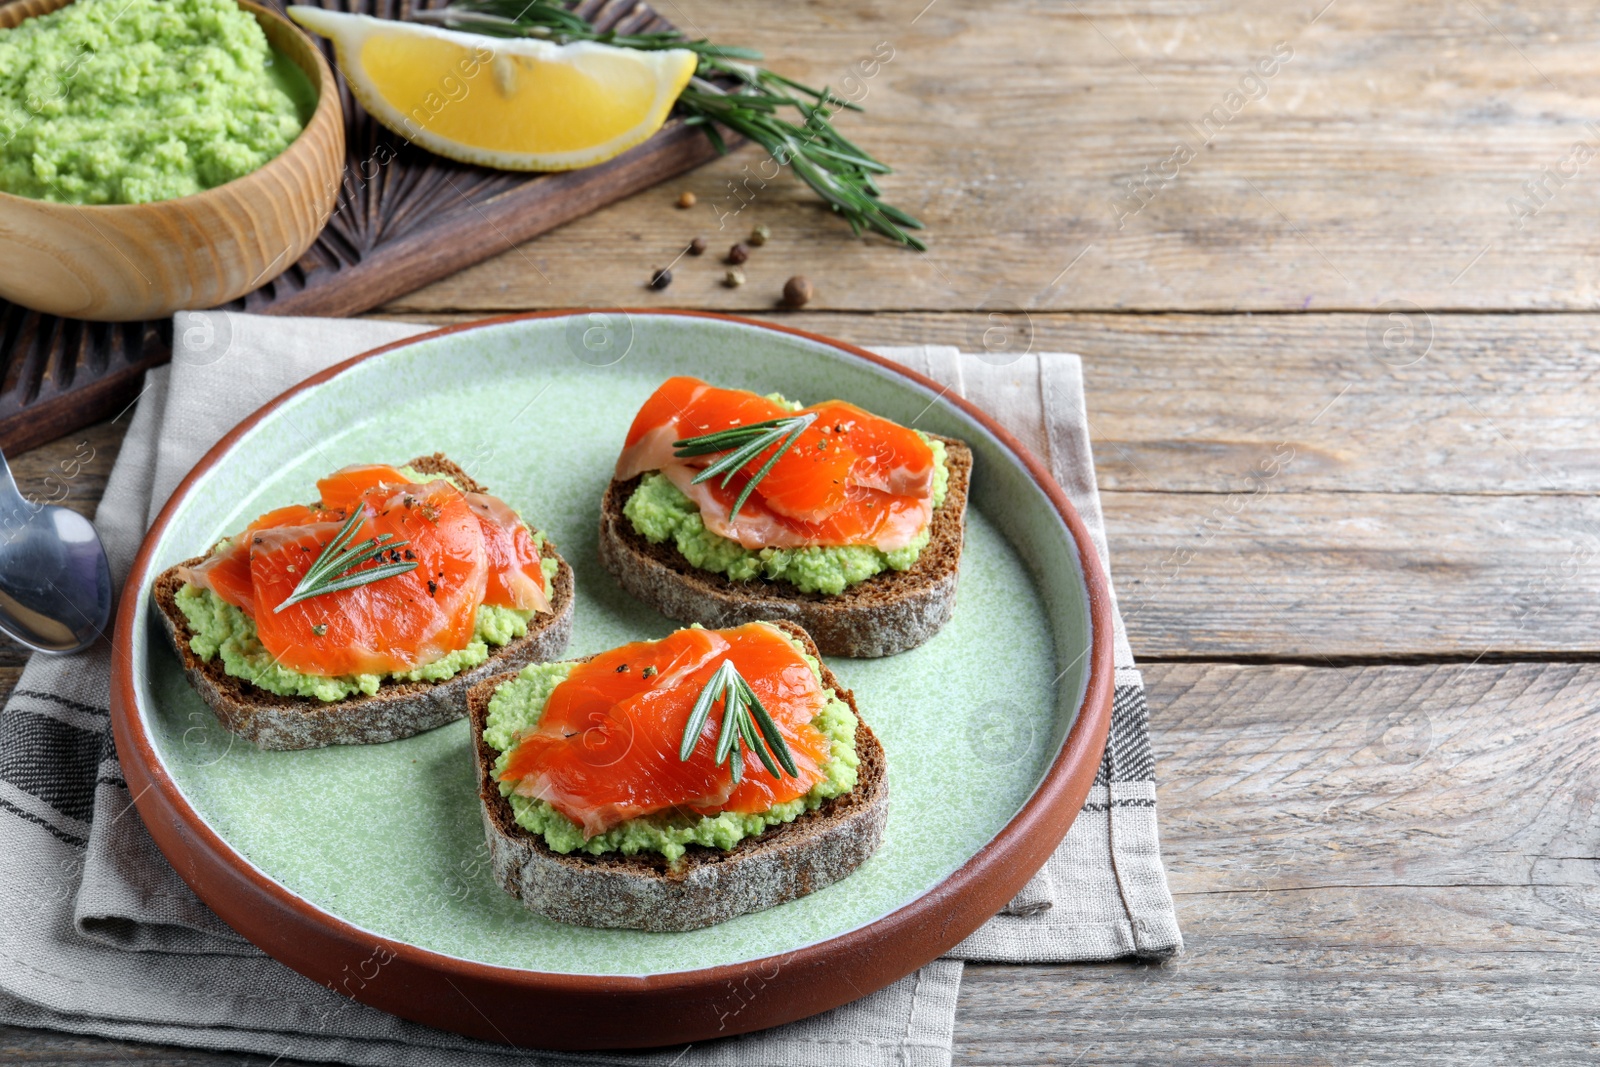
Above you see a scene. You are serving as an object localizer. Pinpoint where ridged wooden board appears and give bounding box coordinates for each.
[0,0,729,454]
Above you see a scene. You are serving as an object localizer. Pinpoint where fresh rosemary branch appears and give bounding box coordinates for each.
[273,510,418,613]
[679,660,799,784]
[674,411,817,522]
[413,0,926,249]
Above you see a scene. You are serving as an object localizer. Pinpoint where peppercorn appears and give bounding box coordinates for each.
[782,275,814,308]
[649,267,672,290]
[677,190,696,208]
[749,223,770,246]
[727,242,749,265]
[724,267,746,288]
[688,236,707,256]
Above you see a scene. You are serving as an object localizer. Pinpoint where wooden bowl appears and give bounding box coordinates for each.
[0,0,344,321]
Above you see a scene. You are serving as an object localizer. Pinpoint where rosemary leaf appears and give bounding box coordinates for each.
[739,708,782,780]
[726,415,813,520]
[679,661,725,760]
[740,676,801,778]
[712,668,743,766]
[675,411,817,522]
[678,659,798,783]
[273,510,419,613]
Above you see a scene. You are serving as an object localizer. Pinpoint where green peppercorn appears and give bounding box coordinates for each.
[724,267,746,288]
[749,223,771,246]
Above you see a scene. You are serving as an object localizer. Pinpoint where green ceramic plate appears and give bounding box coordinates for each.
[112,311,1114,1047]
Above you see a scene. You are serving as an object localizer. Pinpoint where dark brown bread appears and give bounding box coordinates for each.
[466,621,888,931]
[152,454,574,751]
[598,436,971,658]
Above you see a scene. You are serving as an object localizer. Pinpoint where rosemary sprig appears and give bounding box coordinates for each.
[272,510,418,613]
[673,411,817,522]
[413,0,926,249]
[679,659,799,784]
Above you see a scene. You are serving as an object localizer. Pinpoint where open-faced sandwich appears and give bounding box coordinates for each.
[154,454,573,750]
[598,377,972,657]
[467,620,886,931]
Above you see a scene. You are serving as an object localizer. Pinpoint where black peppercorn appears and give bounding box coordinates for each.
[782,275,814,308]
[649,267,672,290]
[727,242,749,265]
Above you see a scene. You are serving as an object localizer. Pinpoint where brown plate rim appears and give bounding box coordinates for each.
[109,309,1116,1050]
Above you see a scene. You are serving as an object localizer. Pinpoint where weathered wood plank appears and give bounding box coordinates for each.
[385,0,1600,314]
[377,310,1600,496]
[1147,661,1600,894]
[953,660,1600,1065]
[1107,489,1600,658]
[828,310,1600,497]
[956,891,1600,1067]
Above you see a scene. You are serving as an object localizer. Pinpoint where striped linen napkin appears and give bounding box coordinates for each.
[0,312,1179,1066]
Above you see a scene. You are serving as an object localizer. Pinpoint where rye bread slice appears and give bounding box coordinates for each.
[152,454,574,751]
[466,621,888,931]
[598,436,972,658]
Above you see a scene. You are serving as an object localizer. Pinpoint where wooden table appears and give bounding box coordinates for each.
[6,0,1599,1062]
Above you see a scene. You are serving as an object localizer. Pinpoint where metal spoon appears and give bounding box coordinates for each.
[0,447,112,654]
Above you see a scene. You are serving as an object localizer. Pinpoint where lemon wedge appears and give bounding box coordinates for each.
[287,8,697,171]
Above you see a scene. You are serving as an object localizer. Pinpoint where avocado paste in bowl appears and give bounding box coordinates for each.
[0,0,311,205]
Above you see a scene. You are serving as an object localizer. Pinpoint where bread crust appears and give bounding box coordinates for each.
[151,454,574,751]
[466,621,888,931]
[598,436,971,658]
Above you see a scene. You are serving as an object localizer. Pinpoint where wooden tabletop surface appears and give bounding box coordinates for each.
[6,0,1599,1063]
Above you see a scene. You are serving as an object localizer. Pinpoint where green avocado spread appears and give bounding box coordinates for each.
[174,469,555,703]
[483,636,859,863]
[0,0,310,205]
[624,434,949,596]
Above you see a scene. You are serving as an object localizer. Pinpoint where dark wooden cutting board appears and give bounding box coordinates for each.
[0,0,727,453]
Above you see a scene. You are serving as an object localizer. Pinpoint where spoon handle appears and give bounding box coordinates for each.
[0,445,30,525]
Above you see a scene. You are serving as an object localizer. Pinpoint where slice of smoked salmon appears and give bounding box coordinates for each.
[179,504,341,619]
[662,465,931,552]
[615,378,936,551]
[622,375,707,449]
[497,623,832,837]
[320,464,550,612]
[315,464,412,512]
[466,491,551,612]
[249,479,487,677]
